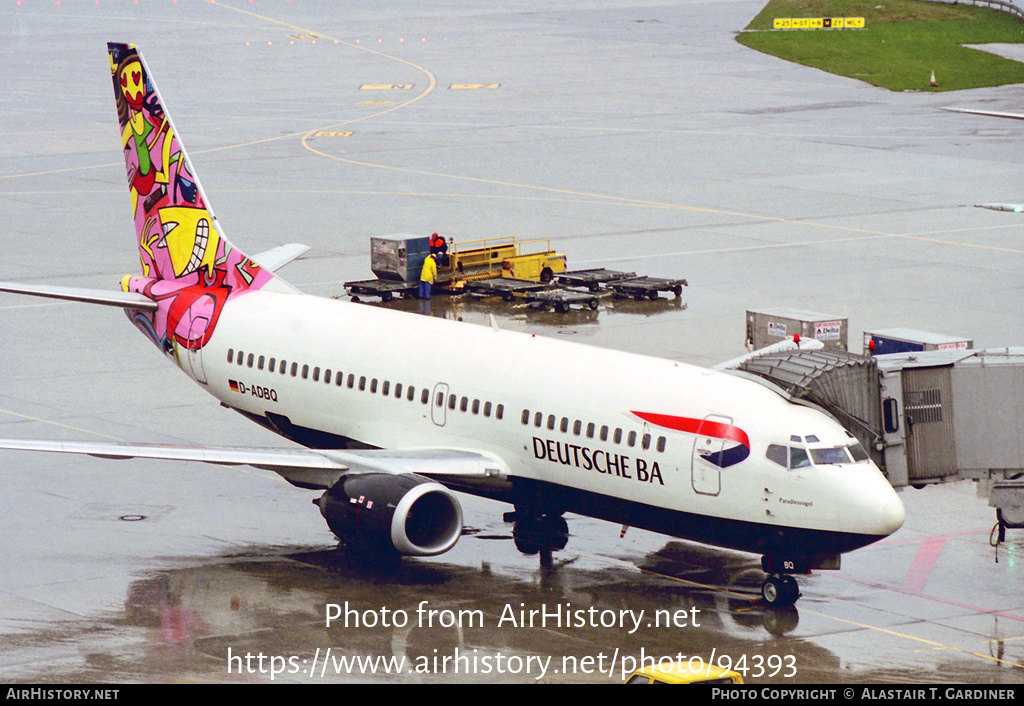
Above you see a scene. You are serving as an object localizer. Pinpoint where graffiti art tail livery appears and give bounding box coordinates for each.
[107,42,297,359]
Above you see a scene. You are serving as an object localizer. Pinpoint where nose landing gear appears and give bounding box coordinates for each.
[761,574,800,607]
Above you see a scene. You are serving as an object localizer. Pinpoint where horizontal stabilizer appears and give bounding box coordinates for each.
[0,439,507,491]
[250,243,311,272]
[0,281,157,311]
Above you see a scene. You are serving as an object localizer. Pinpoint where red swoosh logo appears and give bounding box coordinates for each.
[631,411,750,449]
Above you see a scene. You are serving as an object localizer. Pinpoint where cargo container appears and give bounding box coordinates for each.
[370,235,431,282]
[864,328,973,356]
[746,307,847,351]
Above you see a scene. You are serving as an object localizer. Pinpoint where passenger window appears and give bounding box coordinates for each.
[382,381,390,396]
[448,394,456,410]
[546,415,555,431]
[278,358,286,373]
[269,358,277,373]
[656,436,666,453]
[460,396,468,412]
[586,423,595,439]
[641,433,650,450]
[496,404,504,420]
[247,353,254,368]
[359,376,366,390]
[394,383,402,398]
[324,369,331,384]
[348,374,355,388]
[534,412,542,428]
[302,364,309,380]
[311,366,319,382]
[227,349,234,364]
[420,388,428,404]
[258,355,265,371]
[560,417,568,433]
[291,362,298,377]
[472,399,480,415]
[370,378,378,394]
[573,420,581,436]
[627,431,636,447]
[613,428,622,444]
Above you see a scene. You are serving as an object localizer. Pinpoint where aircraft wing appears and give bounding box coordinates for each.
[250,243,311,272]
[0,438,508,491]
[0,281,158,311]
[943,107,1024,121]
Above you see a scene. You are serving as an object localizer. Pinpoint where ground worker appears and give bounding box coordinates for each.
[430,232,449,266]
[419,252,437,299]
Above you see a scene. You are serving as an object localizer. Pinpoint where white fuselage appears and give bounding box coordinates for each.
[179,289,904,559]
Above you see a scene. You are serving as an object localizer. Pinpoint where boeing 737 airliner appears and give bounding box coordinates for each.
[0,43,904,607]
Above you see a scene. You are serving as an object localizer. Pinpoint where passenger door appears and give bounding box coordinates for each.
[431,382,449,426]
[691,414,732,496]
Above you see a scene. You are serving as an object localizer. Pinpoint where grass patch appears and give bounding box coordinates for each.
[737,0,1024,91]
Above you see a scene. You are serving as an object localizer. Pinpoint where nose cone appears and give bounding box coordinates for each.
[878,493,906,536]
[837,469,906,539]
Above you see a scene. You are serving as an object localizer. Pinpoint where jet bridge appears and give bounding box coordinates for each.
[728,346,1024,531]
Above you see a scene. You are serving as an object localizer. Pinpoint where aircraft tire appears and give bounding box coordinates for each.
[781,575,800,604]
[761,575,798,607]
[512,514,569,554]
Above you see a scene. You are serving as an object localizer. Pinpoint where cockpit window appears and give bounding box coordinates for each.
[809,447,850,465]
[848,441,869,462]
[809,443,870,466]
[765,444,811,470]
[766,444,788,468]
[767,441,867,469]
[790,447,811,469]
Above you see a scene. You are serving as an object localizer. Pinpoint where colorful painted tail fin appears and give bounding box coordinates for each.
[107,42,277,294]
[109,43,294,375]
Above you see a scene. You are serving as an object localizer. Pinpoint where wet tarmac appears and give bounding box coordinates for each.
[2,0,1024,685]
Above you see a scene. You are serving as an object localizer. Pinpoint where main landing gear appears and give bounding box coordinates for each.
[505,511,569,555]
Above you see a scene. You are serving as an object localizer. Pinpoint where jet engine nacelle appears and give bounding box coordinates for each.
[315,473,463,556]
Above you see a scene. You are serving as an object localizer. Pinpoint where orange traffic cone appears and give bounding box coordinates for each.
[930,70,938,87]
